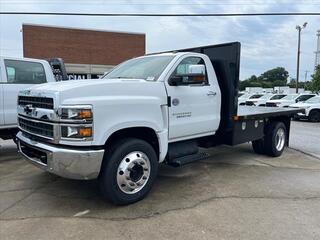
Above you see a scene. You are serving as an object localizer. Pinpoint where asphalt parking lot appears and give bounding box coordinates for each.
[1,120,320,240]
[290,121,320,158]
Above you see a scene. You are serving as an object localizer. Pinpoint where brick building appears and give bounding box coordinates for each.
[22,24,145,79]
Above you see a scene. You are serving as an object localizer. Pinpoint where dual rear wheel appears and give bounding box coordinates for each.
[252,122,287,157]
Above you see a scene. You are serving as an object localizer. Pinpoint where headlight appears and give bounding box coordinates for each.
[60,105,93,122]
[61,126,93,139]
[59,105,93,141]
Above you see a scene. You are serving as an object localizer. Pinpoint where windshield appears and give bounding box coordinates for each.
[239,94,251,99]
[282,94,298,100]
[103,55,174,81]
[259,94,273,100]
[270,94,286,100]
[305,96,320,103]
[249,94,264,99]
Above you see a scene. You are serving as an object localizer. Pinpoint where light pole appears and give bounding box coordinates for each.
[295,22,307,93]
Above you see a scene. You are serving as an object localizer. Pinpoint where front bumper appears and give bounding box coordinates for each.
[16,132,105,180]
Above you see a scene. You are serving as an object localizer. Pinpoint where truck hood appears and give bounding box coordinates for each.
[267,99,293,104]
[20,78,167,106]
[27,78,146,92]
[289,102,313,108]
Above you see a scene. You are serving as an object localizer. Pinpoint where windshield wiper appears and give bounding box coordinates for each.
[115,76,135,79]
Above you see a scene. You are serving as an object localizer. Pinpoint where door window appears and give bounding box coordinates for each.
[4,59,46,84]
[296,95,315,102]
[171,57,208,85]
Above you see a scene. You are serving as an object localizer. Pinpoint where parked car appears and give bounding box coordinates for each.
[245,94,287,106]
[0,56,56,140]
[16,42,302,205]
[290,96,320,122]
[238,93,264,105]
[266,93,316,107]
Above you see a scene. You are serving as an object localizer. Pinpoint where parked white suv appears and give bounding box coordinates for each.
[290,96,320,122]
[245,94,287,106]
[0,56,56,140]
[238,93,264,105]
[266,93,316,107]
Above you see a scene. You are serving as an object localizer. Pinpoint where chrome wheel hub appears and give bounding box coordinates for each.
[117,151,151,194]
[275,128,285,151]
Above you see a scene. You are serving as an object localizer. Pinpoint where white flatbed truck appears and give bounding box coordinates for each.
[16,42,303,205]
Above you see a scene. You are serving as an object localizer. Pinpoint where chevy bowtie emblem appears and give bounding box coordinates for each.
[24,104,33,114]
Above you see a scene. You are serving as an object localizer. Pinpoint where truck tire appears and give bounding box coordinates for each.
[309,110,320,122]
[264,122,287,157]
[252,139,265,154]
[99,138,158,205]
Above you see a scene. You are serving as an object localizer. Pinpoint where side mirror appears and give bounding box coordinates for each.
[169,64,206,86]
[295,99,299,103]
[188,64,206,75]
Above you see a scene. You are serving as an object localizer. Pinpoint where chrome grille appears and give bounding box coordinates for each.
[18,96,54,109]
[18,117,54,139]
[266,102,277,107]
[245,101,255,106]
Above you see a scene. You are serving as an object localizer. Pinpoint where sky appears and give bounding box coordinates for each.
[0,0,320,81]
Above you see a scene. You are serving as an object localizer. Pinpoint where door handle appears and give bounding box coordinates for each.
[207,91,217,96]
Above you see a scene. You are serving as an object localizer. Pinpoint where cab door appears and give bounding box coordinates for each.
[2,59,47,126]
[165,55,221,141]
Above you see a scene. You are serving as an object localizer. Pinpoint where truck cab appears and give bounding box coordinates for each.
[0,56,56,140]
[16,42,302,205]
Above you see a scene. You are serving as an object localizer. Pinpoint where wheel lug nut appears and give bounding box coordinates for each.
[129,182,135,186]
[142,176,147,180]
[139,161,145,165]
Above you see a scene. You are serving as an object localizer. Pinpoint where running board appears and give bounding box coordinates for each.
[167,152,210,167]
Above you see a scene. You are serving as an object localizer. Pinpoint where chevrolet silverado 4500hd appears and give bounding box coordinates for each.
[16,42,302,205]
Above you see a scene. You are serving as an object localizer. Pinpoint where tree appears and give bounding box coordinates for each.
[239,67,289,91]
[310,65,320,93]
[239,75,260,90]
[287,80,310,90]
[258,67,289,83]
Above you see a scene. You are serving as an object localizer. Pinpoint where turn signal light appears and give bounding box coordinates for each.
[79,128,93,137]
[233,115,240,121]
[78,110,92,119]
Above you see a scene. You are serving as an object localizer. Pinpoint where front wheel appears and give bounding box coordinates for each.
[99,138,158,205]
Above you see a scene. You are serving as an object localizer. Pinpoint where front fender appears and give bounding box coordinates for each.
[98,122,168,162]
[99,121,162,144]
